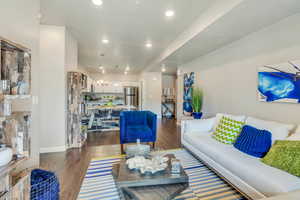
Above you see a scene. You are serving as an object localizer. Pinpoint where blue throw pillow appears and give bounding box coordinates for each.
[234,125,272,158]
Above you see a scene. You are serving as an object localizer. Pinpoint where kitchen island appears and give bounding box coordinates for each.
[82,88,139,132]
[83,105,137,132]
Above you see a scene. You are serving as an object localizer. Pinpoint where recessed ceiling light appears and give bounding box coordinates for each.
[165,10,175,17]
[92,0,103,6]
[177,69,182,76]
[161,64,166,72]
[102,39,109,44]
[145,42,152,48]
[37,13,43,20]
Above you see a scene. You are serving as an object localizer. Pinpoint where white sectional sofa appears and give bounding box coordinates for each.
[181,113,300,199]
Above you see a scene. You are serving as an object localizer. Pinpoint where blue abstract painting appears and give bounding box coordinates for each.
[258,61,300,103]
[183,72,195,115]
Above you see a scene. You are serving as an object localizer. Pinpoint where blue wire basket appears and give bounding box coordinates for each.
[30,169,60,200]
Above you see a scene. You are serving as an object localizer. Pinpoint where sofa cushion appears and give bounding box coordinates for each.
[234,125,272,158]
[125,125,152,142]
[183,131,300,196]
[213,113,246,131]
[262,140,300,177]
[212,116,245,144]
[245,117,294,144]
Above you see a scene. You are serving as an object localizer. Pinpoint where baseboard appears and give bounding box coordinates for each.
[40,145,66,153]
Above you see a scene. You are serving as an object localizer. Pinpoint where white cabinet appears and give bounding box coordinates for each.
[94,85,103,93]
[94,85,123,93]
[115,86,124,93]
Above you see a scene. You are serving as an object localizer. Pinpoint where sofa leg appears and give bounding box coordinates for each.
[152,142,155,149]
[121,144,124,154]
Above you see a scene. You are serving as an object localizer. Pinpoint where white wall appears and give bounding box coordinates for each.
[0,0,40,167]
[65,30,78,71]
[176,73,184,121]
[162,75,176,90]
[39,25,67,152]
[141,72,162,116]
[178,13,300,124]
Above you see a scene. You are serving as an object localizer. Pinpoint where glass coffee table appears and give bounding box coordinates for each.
[112,154,189,200]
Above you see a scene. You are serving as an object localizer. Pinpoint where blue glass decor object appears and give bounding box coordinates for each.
[183,101,193,113]
[258,61,300,103]
[183,72,195,116]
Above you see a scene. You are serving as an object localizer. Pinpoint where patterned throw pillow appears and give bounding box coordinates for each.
[212,116,245,144]
[261,140,300,177]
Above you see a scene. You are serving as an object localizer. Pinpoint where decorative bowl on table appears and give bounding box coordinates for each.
[126,155,169,175]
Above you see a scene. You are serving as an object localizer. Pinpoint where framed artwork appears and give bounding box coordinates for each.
[258,60,300,103]
[183,72,195,116]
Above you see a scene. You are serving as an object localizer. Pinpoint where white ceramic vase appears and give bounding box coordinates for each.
[0,147,13,167]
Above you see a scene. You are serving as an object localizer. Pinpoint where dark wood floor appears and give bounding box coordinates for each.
[40,119,181,200]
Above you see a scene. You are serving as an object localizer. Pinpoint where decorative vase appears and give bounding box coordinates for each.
[192,112,203,119]
[0,147,13,167]
[183,102,193,113]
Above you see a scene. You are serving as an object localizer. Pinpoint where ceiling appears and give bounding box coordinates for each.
[40,0,215,74]
[40,0,300,75]
[158,0,300,73]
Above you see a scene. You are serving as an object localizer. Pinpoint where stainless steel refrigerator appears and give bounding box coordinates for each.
[124,86,139,107]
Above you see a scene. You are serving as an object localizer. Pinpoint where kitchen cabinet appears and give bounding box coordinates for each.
[94,85,123,94]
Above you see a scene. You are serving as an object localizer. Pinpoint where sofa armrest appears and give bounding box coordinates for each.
[146,111,157,140]
[181,117,216,134]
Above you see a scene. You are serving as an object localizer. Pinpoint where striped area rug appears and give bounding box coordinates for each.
[78,149,246,200]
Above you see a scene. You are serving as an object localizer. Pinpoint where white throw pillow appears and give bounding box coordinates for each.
[295,125,300,134]
[286,126,300,141]
[287,132,300,140]
[213,113,246,131]
[245,117,294,144]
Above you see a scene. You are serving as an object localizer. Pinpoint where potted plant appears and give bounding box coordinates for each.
[192,87,203,119]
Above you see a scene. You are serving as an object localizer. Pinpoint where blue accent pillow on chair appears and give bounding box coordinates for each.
[234,125,272,158]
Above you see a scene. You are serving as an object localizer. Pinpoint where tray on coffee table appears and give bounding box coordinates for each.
[112,154,188,187]
[112,154,189,200]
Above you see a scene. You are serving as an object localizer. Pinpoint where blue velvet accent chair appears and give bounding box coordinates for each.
[120,111,157,153]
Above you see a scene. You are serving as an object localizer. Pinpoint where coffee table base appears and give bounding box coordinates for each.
[122,183,188,200]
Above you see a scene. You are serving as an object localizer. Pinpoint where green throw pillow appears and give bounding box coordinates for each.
[261,140,300,177]
[212,116,245,144]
